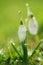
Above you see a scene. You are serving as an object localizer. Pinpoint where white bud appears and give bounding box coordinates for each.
[28,17,38,35]
[18,25,27,42]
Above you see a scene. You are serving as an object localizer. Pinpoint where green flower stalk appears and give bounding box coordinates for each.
[21,41,28,65]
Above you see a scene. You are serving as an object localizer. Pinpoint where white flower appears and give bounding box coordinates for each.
[18,25,27,42]
[28,16,38,35]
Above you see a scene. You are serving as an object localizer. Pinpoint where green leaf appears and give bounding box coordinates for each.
[11,42,23,60]
[21,41,28,65]
[29,39,43,61]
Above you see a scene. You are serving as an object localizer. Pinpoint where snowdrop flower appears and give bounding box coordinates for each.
[18,21,27,42]
[28,15,38,35]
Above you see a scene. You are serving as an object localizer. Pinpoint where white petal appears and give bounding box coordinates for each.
[18,25,26,42]
[28,17,38,35]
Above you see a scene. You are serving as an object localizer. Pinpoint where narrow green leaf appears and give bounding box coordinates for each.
[22,41,28,65]
[11,42,23,60]
[29,39,43,60]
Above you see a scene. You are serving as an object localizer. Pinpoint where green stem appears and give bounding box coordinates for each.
[22,41,28,65]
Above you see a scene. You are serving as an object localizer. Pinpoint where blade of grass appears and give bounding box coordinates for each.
[29,39,43,61]
[11,42,23,60]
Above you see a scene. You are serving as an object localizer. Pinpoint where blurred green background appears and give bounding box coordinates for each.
[0,0,43,49]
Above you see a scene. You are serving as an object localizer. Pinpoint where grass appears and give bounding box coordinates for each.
[0,39,43,65]
[0,0,43,49]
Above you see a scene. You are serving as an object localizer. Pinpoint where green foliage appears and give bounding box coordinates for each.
[0,0,43,65]
[0,39,43,65]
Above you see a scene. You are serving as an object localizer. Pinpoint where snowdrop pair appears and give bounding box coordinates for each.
[18,3,38,42]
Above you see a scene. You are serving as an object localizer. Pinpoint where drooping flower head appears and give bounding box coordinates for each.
[18,10,27,42]
[28,14,38,35]
[18,20,27,42]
